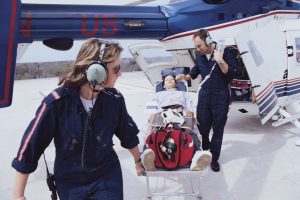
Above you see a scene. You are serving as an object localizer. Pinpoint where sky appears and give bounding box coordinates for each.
[18,0,169,63]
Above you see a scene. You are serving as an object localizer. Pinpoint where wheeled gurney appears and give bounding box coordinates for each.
[142,67,206,199]
[144,169,205,200]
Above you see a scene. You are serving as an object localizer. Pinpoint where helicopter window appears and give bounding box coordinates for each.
[188,49,196,63]
[236,12,243,19]
[203,0,229,4]
[286,1,293,7]
[139,48,176,65]
[296,38,300,63]
[247,40,263,67]
[218,13,225,21]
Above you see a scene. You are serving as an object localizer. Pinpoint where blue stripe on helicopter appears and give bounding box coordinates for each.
[257,90,277,113]
[256,78,300,121]
[274,79,300,97]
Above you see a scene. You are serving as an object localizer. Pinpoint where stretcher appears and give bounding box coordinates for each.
[142,71,205,199]
[143,169,206,199]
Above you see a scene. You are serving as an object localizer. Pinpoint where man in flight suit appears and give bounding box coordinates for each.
[177,29,237,172]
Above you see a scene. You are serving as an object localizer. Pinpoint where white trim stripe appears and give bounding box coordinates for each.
[256,77,300,101]
[256,83,273,102]
[162,10,300,42]
[258,90,276,114]
[18,103,47,161]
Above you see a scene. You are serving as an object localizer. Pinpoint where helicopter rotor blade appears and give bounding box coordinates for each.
[126,0,157,6]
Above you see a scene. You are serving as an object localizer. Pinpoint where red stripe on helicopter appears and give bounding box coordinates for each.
[274,77,300,87]
[256,77,300,103]
[162,11,300,42]
[0,0,17,105]
[256,83,274,102]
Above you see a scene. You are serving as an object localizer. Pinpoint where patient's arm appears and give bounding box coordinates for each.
[184,92,194,117]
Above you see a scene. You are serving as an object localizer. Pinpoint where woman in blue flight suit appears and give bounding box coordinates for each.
[177,29,237,172]
[12,38,144,200]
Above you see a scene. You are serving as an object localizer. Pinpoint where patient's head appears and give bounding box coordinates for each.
[163,75,176,90]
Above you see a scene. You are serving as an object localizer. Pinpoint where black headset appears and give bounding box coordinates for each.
[85,43,108,85]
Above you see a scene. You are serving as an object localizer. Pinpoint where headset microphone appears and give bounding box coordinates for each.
[86,63,107,85]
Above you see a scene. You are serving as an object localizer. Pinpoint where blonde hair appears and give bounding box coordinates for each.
[59,38,123,87]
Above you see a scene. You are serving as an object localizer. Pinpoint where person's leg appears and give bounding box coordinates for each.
[210,112,227,163]
[89,162,123,200]
[141,148,156,171]
[210,92,230,171]
[56,181,88,200]
[190,150,212,171]
[197,102,212,151]
[189,131,201,151]
[142,134,156,171]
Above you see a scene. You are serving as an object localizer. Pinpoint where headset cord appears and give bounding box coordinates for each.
[197,62,217,94]
[81,108,92,170]
[197,44,218,93]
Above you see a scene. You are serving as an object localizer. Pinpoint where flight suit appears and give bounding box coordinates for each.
[12,87,140,200]
[190,48,237,162]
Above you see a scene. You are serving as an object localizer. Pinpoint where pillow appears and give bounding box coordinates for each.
[155,81,187,92]
[161,67,190,79]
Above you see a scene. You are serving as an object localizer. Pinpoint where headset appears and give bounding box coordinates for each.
[85,43,107,85]
[204,30,214,46]
[85,41,121,98]
[194,29,216,56]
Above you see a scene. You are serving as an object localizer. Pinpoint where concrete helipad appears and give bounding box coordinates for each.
[1,72,300,200]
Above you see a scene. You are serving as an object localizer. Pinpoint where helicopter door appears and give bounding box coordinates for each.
[129,42,196,89]
[285,30,300,103]
[235,22,287,124]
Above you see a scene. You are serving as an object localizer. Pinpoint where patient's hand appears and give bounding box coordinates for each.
[185,111,194,118]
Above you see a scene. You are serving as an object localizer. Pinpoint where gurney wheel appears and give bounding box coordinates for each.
[146,197,152,200]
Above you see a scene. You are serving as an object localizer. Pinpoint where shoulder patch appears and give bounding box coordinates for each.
[104,88,123,98]
[43,87,67,105]
[114,88,124,99]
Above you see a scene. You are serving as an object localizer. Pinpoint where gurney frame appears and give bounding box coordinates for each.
[143,169,205,200]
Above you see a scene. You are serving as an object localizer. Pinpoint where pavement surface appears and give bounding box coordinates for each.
[1,72,300,200]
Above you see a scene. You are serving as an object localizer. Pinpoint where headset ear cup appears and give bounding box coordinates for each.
[205,36,213,46]
[86,62,107,84]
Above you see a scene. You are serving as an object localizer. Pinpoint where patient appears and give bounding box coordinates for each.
[141,75,212,172]
[152,75,194,118]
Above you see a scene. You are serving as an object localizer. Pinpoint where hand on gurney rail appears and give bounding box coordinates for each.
[135,159,145,176]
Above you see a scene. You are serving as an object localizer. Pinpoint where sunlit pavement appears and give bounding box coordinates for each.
[1,72,300,200]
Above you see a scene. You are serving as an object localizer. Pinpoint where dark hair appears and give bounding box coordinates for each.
[193,29,209,41]
[162,75,176,89]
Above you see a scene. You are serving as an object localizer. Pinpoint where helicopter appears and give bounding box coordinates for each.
[1,0,300,128]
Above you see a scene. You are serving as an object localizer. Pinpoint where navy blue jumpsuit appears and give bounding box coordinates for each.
[189,48,237,162]
[12,87,139,200]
